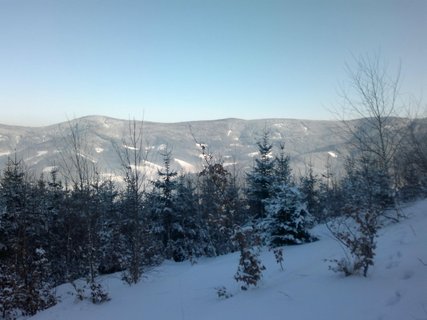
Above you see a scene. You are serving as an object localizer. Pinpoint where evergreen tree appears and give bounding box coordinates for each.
[198,147,234,256]
[317,157,344,220]
[150,152,200,261]
[300,161,323,222]
[98,178,124,274]
[246,131,275,219]
[273,143,292,188]
[233,227,265,290]
[343,155,394,215]
[173,174,207,261]
[264,183,316,246]
[247,140,316,247]
[153,151,177,252]
[43,168,68,284]
[223,163,247,228]
[0,157,55,317]
[120,167,146,283]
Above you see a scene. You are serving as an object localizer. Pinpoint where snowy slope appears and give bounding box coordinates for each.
[29,199,427,320]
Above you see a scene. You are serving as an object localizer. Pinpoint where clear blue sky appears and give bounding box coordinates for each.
[0,0,426,126]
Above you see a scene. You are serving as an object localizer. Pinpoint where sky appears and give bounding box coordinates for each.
[0,0,426,126]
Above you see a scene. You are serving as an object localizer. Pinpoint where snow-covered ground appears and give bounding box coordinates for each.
[29,200,427,320]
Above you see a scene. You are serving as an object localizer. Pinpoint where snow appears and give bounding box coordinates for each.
[174,158,196,172]
[123,144,138,151]
[301,124,308,133]
[28,199,427,320]
[42,166,58,173]
[142,160,162,170]
[273,123,285,128]
[35,150,48,157]
[328,151,338,158]
[157,144,167,151]
[24,150,49,163]
[77,153,97,163]
[128,160,163,178]
[0,151,11,157]
[95,147,104,154]
[127,161,163,178]
[99,173,123,184]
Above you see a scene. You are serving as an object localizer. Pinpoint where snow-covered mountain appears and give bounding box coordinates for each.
[0,116,348,178]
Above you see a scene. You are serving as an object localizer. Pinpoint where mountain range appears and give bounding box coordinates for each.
[0,116,367,181]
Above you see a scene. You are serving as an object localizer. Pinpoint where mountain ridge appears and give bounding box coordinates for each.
[0,116,363,179]
[0,115,342,129]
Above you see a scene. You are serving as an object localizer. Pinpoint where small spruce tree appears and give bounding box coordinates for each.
[233,227,265,290]
[246,130,275,219]
[264,183,316,246]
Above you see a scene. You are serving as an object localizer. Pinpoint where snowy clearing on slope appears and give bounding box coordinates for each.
[223,162,237,167]
[28,199,427,320]
[36,150,48,157]
[174,158,196,172]
[122,144,138,151]
[77,153,97,163]
[42,166,58,173]
[25,150,49,162]
[157,144,167,151]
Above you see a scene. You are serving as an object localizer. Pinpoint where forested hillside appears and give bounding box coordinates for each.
[1,114,426,319]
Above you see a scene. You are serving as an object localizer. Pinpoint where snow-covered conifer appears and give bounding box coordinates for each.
[0,157,56,317]
[264,183,316,246]
[300,161,323,222]
[197,145,235,256]
[233,227,265,290]
[173,174,207,261]
[246,130,275,219]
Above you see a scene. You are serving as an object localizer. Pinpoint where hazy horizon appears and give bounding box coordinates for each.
[0,113,343,128]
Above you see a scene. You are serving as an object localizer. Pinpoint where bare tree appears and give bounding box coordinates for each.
[407,118,427,175]
[113,119,149,284]
[57,120,98,191]
[394,116,427,198]
[336,54,410,208]
[115,119,148,193]
[338,54,408,174]
[56,119,109,301]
